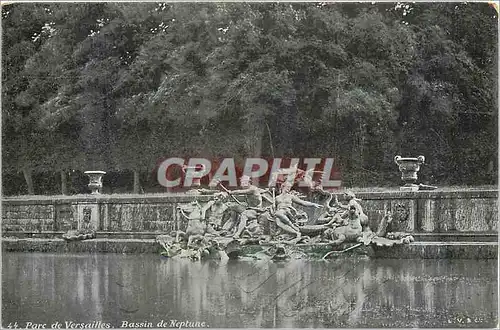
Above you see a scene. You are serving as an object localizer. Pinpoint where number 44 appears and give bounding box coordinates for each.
[7,322,19,328]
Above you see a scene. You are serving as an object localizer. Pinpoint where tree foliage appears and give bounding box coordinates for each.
[2,2,497,194]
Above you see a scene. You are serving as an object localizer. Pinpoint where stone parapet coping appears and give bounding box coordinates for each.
[2,188,498,205]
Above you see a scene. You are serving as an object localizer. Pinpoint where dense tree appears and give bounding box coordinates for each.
[2,3,63,193]
[395,2,497,184]
[2,2,497,194]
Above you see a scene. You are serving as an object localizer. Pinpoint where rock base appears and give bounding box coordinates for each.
[2,238,497,259]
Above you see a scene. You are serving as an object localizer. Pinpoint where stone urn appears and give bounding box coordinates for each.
[394,156,425,191]
[84,171,106,194]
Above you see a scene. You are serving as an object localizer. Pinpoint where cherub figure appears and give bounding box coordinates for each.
[334,191,369,229]
[315,192,343,225]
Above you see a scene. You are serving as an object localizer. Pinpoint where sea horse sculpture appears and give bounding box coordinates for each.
[321,205,364,245]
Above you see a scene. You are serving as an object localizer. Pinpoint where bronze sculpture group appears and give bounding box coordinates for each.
[156,176,415,260]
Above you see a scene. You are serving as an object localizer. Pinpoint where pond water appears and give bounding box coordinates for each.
[2,253,498,328]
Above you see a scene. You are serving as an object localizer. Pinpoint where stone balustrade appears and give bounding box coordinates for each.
[2,189,498,237]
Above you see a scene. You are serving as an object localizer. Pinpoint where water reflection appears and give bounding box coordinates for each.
[2,253,497,328]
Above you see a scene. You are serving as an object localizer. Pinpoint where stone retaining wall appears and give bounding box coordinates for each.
[355,190,498,233]
[2,190,498,236]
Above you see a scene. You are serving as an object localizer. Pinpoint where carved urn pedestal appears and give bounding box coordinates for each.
[84,171,106,195]
[394,156,425,192]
